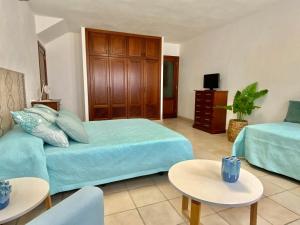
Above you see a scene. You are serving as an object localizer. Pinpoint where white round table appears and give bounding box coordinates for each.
[0,177,52,224]
[168,160,263,225]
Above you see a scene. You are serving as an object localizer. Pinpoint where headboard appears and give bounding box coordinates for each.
[0,67,26,137]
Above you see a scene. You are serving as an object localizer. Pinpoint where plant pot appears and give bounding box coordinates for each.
[227,119,248,142]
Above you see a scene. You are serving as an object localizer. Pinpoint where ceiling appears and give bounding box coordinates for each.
[29,0,280,42]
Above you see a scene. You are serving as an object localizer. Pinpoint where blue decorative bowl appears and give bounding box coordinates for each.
[0,180,11,210]
[221,156,241,183]
[0,196,9,210]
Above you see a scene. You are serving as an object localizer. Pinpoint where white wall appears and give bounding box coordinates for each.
[164,43,180,56]
[179,0,300,124]
[46,33,84,119]
[0,0,40,105]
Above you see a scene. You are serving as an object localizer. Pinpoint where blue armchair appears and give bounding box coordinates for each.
[26,187,104,225]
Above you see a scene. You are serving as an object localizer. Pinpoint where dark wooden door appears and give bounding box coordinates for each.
[163,56,179,118]
[109,35,127,56]
[89,56,110,120]
[128,59,143,118]
[88,32,109,56]
[145,39,160,59]
[109,57,127,118]
[38,41,48,100]
[128,37,144,57]
[144,59,160,119]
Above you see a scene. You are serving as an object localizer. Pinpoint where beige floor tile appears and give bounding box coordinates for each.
[259,177,285,196]
[101,181,127,195]
[156,180,181,199]
[3,220,18,225]
[288,219,300,225]
[269,191,300,214]
[201,214,229,225]
[290,187,300,197]
[129,185,166,207]
[138,201,183,225]
[258,198,299,225]
[262,175,299,190]
[104,209,144,225]
[17,208,46,225]
[126,176,154,190]
[169,197,215,218]
[219,206,271,225]
[62,189,77,199]
[104,191,135,215]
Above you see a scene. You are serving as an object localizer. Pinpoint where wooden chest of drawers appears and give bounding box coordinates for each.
[193,90,228,134]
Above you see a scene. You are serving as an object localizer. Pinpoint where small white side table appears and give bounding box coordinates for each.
[168,160,263,225]
[0,177,52,224]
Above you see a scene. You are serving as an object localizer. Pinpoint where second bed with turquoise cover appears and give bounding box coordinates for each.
[45,119,194,194]
[232,122,300,180]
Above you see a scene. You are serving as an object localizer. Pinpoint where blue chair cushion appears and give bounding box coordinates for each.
[26,187,104,225]
[285,100,300,123]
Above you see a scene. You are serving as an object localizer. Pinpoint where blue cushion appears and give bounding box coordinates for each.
[25,187,104,225]
[285,101,300,123]
[24,107,57,123]
[33,104,58,116]
[59,109,82,122]
[11,111,69,147]
[56,112,89,143]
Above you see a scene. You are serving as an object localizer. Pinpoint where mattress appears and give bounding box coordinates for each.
[44,119,194,194]
[232,122,300,180]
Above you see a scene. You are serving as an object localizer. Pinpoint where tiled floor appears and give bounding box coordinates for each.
[5,118,300,225]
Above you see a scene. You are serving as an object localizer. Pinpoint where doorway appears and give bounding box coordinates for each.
[163,56,179,118]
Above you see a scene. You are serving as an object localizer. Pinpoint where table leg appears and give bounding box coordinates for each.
[250,202,258,225]
[45,194,52,209]
[190,200,201,225]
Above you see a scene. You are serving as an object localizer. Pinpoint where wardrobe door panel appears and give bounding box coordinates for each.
[145,39,160,59]
[88,32,109,56]
[128,37,144,57]
[89,56,110,120]
[110,57,127,118]
[128,59,143,118]
[144,59,160,119]
[109,35,127,56]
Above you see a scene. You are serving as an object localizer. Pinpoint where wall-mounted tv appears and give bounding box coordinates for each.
[203,73,220,90]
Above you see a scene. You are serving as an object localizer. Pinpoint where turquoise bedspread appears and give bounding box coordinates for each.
[45,119,193,194]
[0,126,49,181]
[232,122,300,180]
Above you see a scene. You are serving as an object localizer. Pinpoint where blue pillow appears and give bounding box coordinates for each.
[56,112,89,144]
[59,109,82,122]
[11,111,69,147]
[285,101,300,123]
[33,104,58,116]
[24,107,57,123]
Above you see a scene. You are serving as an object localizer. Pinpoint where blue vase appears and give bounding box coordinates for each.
[221,156,241,183]
[0,180,11,210]
[0,196,9,210]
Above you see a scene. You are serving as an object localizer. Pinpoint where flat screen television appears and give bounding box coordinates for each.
[203,73,220,90]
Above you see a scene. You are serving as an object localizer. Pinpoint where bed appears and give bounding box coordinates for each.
[0,68,194,194]
[232,122,300,180]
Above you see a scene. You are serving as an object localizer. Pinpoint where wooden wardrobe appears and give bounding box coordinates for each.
[86,29,161,120]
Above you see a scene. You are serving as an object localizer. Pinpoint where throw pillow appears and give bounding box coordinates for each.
[285,101,300,123]
[11,111,69,147]
[33,104,58,116]
[56,112,89,144]
[24,107,57,123]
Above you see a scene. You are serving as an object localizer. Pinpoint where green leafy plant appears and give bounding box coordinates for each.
[225,82,268,121]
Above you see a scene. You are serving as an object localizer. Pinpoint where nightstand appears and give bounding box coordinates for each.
[31,99,61,111]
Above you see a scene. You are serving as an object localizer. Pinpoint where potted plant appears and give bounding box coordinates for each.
[225,82,268,142]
